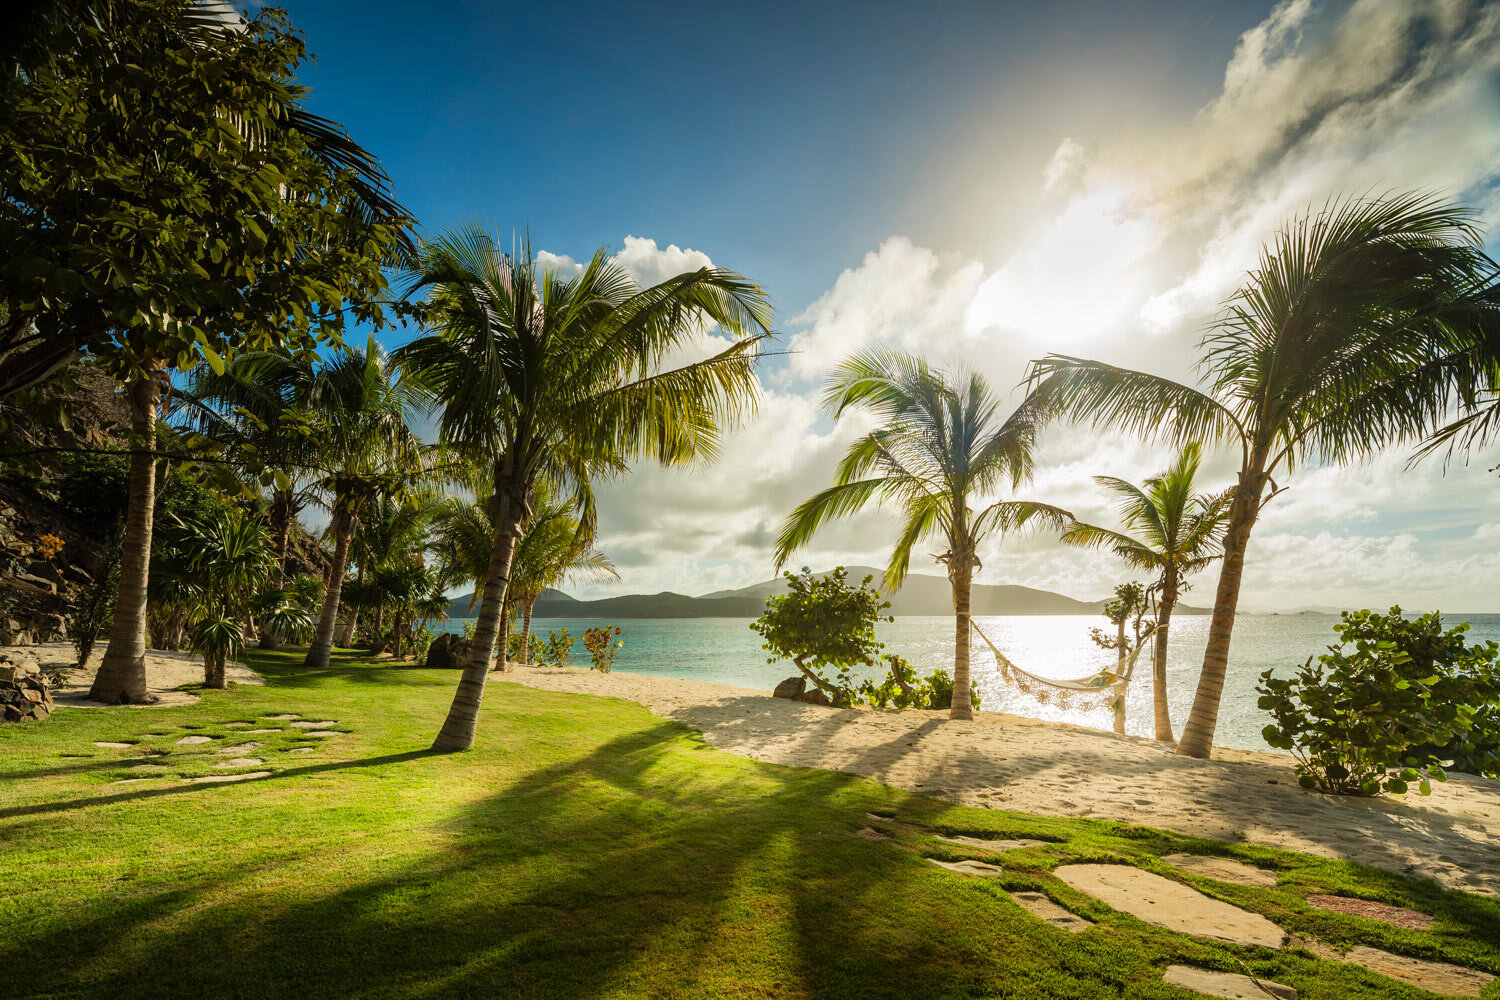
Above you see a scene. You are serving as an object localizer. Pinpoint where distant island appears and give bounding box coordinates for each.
[445,566,1214,619]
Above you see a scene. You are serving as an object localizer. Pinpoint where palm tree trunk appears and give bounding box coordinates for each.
[949,561,975,720]
[1152,571,1179,743]
[1176,461,1267,759]
[258,485,295,650]
[304,507,353,669]
[433,475,524,752]
[1113,614,1128,734]
[519,597,535,665]
[90,364,163,704]
[493,597,512,672]
[337,560,364,647]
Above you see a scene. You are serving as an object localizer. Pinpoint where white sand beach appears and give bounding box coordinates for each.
[8,642,262,707]
[507,666,1500,897]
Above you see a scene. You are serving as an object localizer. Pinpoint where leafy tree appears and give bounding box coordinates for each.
[581,626,623,673]
[1258,608,1500,795]
[1061,444,1231,741]
[775,352,1069,719]
[750,568,889,707]
[337,488,436,648]
[1026,193,1500,757]
[396,228,771,751]
[1084,582,1154,735]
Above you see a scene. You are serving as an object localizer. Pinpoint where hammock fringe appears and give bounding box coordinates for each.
[971,620,1144,714]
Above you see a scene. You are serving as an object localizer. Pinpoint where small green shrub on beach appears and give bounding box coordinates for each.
[543,628,574,668]
[506,631,544,665]
[582,625,622,672]
[1258,607,1500,795]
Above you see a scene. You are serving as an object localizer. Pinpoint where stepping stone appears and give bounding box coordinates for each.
[855,827,891,840]
[304,730,342,737]
[182,771,271,784]
[938,834,1048,851]
[1162,965,1296,999]
[1162,854,1278,888]
[928,858,1003,877]
[263,714,300,720]
[865,813,894,823]
[222,722,251,729]
[1055,864,1284,948]
[129,763,170,771]
[140,733,168,738]
[284,747,315,754]
[1344,947,1494,997]
[1285,934,1343,962]
[175,736,213,745]
[215,742,263,754]
[1306,895,1434,930]
[110,778,155,785]
[1009,891,1092,932]
[93,741,134,748]
[289,720,336,728]
[211,758,263,768]
[243,728,281,734]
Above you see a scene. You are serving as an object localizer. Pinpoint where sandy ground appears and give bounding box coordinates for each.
[507,666,1500,897]
[7,642,262,707]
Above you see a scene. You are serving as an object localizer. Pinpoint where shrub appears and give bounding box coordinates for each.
[1257,607,1500,795]
[68,522,122,667]
[751,568,888,707]
[409,625,435,664]
[543,628,574,668]
[582,625,622,673]
[506,630,544,665]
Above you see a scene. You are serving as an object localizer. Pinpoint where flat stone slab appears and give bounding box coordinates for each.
[263,714,300,720]
[1345,947,1494,997]
[183,771,271,784]
[110,777,156,785]
[855,827,890,840]
[242,728,281,734]
[222,722,251,728]
[215,742,263,754]
[1162,854,1277,888]
[304,730,343,737]
[289,720,337,728]
[929,858,1003,877]
[284,747,315,754]
[175,736,213,745]
[865,813,894,823]
[1163,965,1296,999]
[92,741,134,748]
[938,834,1048,851]
[129,763,170,771]
[211,758,263,768]
[1055,864,1284,948]
[1306,895,1433,930]
[1009,891,1091,932]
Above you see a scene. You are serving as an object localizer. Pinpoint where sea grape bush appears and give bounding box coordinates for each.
[1257,607,1500,796]
[543,628,574,668]
[751,568,976,710]
[582,625,623,673]
[506,631,544,665]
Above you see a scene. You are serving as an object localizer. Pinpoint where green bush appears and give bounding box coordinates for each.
[1257,607,1500,795]
[582,625,622,673]
[543,628,574,668]
[506,630,544,665]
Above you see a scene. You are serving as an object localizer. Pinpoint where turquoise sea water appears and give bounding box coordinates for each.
[440,613,1500,752]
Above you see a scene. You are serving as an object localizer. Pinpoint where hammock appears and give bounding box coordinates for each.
[971,620,1145,714]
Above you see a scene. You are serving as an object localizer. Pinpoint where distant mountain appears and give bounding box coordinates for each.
[447,566,1212,619]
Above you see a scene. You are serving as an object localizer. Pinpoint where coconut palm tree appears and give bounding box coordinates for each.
[774,350,1071,720]
[395,227,772,752]
[507,496,617,665]
[336,490,436,649]
[1060,443,1232,742]
[298,339,430,669]
[1025,192,1500,758]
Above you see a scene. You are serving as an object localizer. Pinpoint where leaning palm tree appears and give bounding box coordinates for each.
[298,339,430,669]
[395,227,772,752]
[1026,192,1500,758]
[775,350,1071,720]
[1060,443,1232,742]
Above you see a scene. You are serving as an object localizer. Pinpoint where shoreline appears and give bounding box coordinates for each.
[504,664,1500,896]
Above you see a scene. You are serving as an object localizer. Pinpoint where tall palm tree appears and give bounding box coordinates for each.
[1026,193,1500,758]
[298,339,429,669]
[507,495,617,665]
[775,351,1070,720]
[1060,443,1232,742]
[336,490,436,648]
[396,227,772,752]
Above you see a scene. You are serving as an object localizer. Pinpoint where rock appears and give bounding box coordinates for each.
[1009,891,1092,932]
[1305,894,1433,930]
[182,771,272,784]
[1162,854,1278,888]
[855,826,891,840]
[1162,965,1296,999]
[796,687,832,706]
[262,714,300,721]
[304,730,342,737]
[937,834,1048,851]
[928,858,1004,877]
[1055,863,1285,949]
[175,735,213,745]
[290,720,337,728]
[0,655,53,722]
[773,676,806,699]
[1343,947,1494,997]
[211,757,264,768]
[92,741,134,748]
[424,633,472,669]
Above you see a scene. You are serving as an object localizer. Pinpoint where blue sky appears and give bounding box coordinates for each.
[276,1,1500,610]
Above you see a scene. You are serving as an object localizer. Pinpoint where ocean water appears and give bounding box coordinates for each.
[440,613,1500,752]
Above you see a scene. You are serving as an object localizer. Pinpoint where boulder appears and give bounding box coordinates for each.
[424,633,473,669]
[773,676,806,699]
[796,687,832,706]
[0,652,53,722]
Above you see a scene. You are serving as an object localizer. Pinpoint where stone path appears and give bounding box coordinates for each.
[1054,863,1285,948]
[175,736,213,745]
[1162,965,1296,999]
[936,834,1048,851]
[1008,891,1091,932]
[1161,854,1278,888]
[1343,946,1494,997]
[183,771,271,784]
[1305,894,1433,929]
[92,741,133,748]
[927,858,1003,877]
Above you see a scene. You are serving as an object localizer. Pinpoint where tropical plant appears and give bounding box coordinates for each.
[395,227,771,751]
[581,625,623,673]
[1257,608,1500,795]
[370,562,434,658]
[542,629,574,669]
[750,568,889,708]
[1062,445,1231,741]
[67,522,122,668]
[338,489,437,649]
[1025,193,1500,757]
[774,351,1069,719]
[506,493,616,667]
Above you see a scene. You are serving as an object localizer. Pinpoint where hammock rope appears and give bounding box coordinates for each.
[971,620,1145,713]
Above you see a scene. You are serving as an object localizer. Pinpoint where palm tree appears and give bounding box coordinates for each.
[396,227,772,752]
[1060,443,1232,742]
[774,351,1070,720]
[337,490,436,649]
[298,339,429,669]
[507,495,617,665]
[1025,192,1500,758]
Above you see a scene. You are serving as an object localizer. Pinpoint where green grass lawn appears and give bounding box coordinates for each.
[2,649,1497,999]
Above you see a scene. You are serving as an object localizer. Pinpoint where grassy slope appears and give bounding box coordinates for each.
[0,649,1496,1000]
